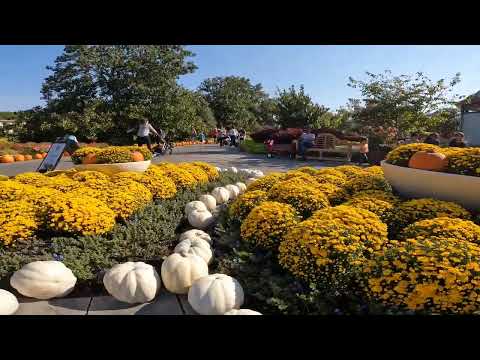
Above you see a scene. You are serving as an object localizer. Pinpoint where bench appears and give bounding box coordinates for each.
[271,143,296,158]
[294,133,360,162]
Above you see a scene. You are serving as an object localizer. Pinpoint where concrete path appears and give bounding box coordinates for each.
[0,144,345,177]
[14,293,197,315]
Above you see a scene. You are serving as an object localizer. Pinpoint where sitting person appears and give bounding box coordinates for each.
[449,132,466,147]
[424,132,440,146]
[297,128,316,160]
[264,136,274,158]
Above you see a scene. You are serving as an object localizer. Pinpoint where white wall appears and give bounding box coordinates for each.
[462,112,480,146]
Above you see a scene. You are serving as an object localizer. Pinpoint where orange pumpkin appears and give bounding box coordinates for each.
[14,154,25,162]
[34,153,44,160]
[24,155,33,161]
[41,153,47,158]
[408,151,447,171]
[82,153,97,164]
[0,155,15,163]
[131,151,144,162]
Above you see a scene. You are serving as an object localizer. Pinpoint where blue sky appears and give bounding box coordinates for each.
[1,45,480,112]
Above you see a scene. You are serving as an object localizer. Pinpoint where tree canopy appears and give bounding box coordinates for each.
[347,70,461,137]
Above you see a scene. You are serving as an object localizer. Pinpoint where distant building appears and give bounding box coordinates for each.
[457,91,480,146]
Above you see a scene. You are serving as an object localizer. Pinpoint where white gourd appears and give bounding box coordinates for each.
[188,209,214,230]
[188,274,244,315]
[179,229,212,244]
[10,261,77,300]
[174,238,213,264]
[235,182,247,193]
[211,187,230,204]
[185,201,208,215]
[225,184,240,200]
[0,289,19,315]
[161,253,208,294]
[103,262,161,304]
[224,309,262,315]
[199,194,217,211]
[229,167,238,173]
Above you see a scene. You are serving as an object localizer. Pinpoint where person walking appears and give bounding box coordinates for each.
[191,128,197,142]
[357,137,369,165]
[127,118,160,152]
[228,127,239,147]
[297,128,316,160]
[238,128,246,144]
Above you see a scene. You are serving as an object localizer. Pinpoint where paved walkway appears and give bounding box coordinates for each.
[0,144,345,177]
[14,293,196,315]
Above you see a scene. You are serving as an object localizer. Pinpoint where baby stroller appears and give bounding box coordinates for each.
[152,135,174,156]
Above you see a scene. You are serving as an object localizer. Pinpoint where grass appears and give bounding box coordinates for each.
[240,139,267,154]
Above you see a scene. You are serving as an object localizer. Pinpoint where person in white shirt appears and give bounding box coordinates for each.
[228,127,239,147]
[298,128,316,160]
[127,119,160,151]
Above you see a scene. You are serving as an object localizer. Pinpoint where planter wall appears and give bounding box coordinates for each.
[74,160,151,176]
[381,160,480,210]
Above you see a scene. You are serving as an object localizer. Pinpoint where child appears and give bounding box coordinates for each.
[264,136,274,158]
[358,137,369,165]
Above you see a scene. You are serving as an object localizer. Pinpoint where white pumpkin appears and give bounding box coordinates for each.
[103,262,161,304]
[161,253,208,294]
[188,209,214,230]
[229,166,238,173]
[188,274,244,315]
[224,309,262,315]
[179,229,212,244]
[251,170,264,178]
[199,194,217,211]
[235,182,247,193]
[174,238,213,264]
[0,289,19,315]
[10,261,77,300]
[211,187,230,204]
[225,184,240,199]
[184,201,208,215]
[215,167,221,171]
[246,178,257,185]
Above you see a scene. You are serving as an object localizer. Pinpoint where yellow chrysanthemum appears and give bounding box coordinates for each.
[229,190,268,220]
[0,199,39,246]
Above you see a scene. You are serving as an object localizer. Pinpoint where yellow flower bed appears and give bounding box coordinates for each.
[0,175,9,181]
[445,147,480,177]
[344,196,394,225]
[360,237,480,314]
[113,171,177,200]
[240,201,299,250]
[315,174,347,187]
[344,173,392,194]
[0,200,39,246]
[332,165,365,180]
[294,166,319,176]
[246,172,286,192]
[178,163,210,185]
[386,143,441,167]
[14,172,53,187]
[315,168,348,180]
[268,182,330,219]
[399,217,480,244]
[363,166,384,176]
[0,180,31,201]
[229,190,268,220]
[72,145,152,164]
[45,175,84,193]
[349,190,400,205]
[46,193,117,236]
[189,162,220,181]
[154,163,197,190]
[390,198,472,234]
[279,206,387,284]
[315,183,348,205]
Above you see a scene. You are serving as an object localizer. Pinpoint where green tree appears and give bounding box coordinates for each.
[198,76,268,130]
[20,45,198,142]
[275,85,329,128]
[347,70,461,137]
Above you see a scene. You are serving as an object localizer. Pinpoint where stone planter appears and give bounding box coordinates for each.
[381,160,480,210]
[74,160,151,176]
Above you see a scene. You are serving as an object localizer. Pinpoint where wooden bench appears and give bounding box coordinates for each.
[271,143,296,158]
[294,133,359,162]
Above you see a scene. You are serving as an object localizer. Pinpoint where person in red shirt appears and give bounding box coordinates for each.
[264,135,274,158]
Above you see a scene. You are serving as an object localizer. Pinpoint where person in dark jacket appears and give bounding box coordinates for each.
[424,132,440,146]
[449,132,467,147]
